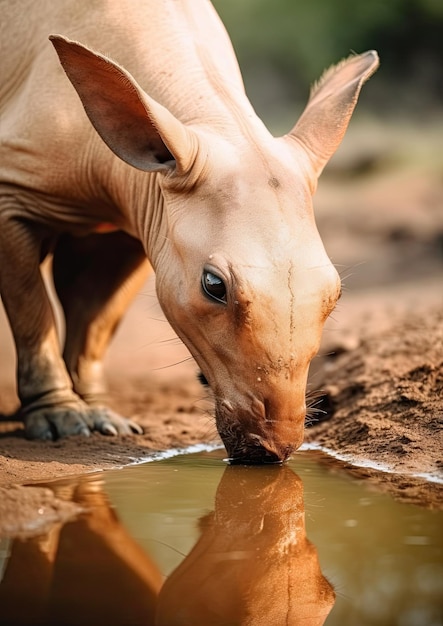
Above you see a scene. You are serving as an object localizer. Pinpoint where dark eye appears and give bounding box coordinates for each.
[202,270,227,303]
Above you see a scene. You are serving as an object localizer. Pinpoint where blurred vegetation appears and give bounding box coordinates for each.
[213,0,443,122]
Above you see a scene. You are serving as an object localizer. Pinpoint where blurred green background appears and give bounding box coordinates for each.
[213,0,443,130]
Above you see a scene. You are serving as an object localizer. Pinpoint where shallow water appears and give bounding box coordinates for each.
[0,448,442,626]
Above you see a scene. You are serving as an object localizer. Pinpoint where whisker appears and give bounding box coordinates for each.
[156,337,184,345]
[314,349,336,358]
[152,356,194,371]
[336,260,367,275]
[335,260,367,284]
[305,387,327,401]
[135,335,185,351]
[145,316,169,323]
[148,539,186,559]
[306,399,327,413]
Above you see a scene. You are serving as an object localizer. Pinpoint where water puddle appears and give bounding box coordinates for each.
[0,448,442,625]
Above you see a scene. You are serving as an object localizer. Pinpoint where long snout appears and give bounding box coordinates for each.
[215,395,306,464]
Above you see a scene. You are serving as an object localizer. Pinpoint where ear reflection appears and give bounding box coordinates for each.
[157,464,335,626]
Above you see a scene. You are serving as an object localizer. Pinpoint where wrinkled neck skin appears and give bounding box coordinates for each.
[106,162,167,258]
[111,120,340,465]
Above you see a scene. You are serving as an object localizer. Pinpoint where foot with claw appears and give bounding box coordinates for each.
[22,403,143,441]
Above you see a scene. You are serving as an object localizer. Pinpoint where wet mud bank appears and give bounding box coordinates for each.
[305,306,443,509]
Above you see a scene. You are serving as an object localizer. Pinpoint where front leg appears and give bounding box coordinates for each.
[2,206,145,440]
[0,208,101,439]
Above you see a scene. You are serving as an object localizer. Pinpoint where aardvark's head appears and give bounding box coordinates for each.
[154,146,342,463]
[51,36,378,463]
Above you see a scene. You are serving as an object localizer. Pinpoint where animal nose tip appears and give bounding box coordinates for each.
[227,450,281,465]
[216,399,305,465]
[225,435,295,465]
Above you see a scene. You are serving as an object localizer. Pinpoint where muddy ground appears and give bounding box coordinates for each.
[1,120,442,533]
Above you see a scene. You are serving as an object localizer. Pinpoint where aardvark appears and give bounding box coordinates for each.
[0,0,378,462]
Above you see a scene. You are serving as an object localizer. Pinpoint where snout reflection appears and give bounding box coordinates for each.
[0,465,334,626]
[156,465,335,626]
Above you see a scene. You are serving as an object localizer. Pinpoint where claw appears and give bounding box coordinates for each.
[129,421,143,435]
[78,426,91,437]
[102,423,118,436]
[21,402,141,440]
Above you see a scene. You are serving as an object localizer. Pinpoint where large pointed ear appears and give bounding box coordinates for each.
[49,35,197,174]
[284,51,379,179]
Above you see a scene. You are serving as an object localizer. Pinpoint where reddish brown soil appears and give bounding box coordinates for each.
[1,122,442,529]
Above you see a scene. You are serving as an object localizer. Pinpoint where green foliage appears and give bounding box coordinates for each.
[213,0,443,115]
[215,0,397,79]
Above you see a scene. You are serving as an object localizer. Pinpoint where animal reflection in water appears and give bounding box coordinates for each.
[0,468,335,625]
